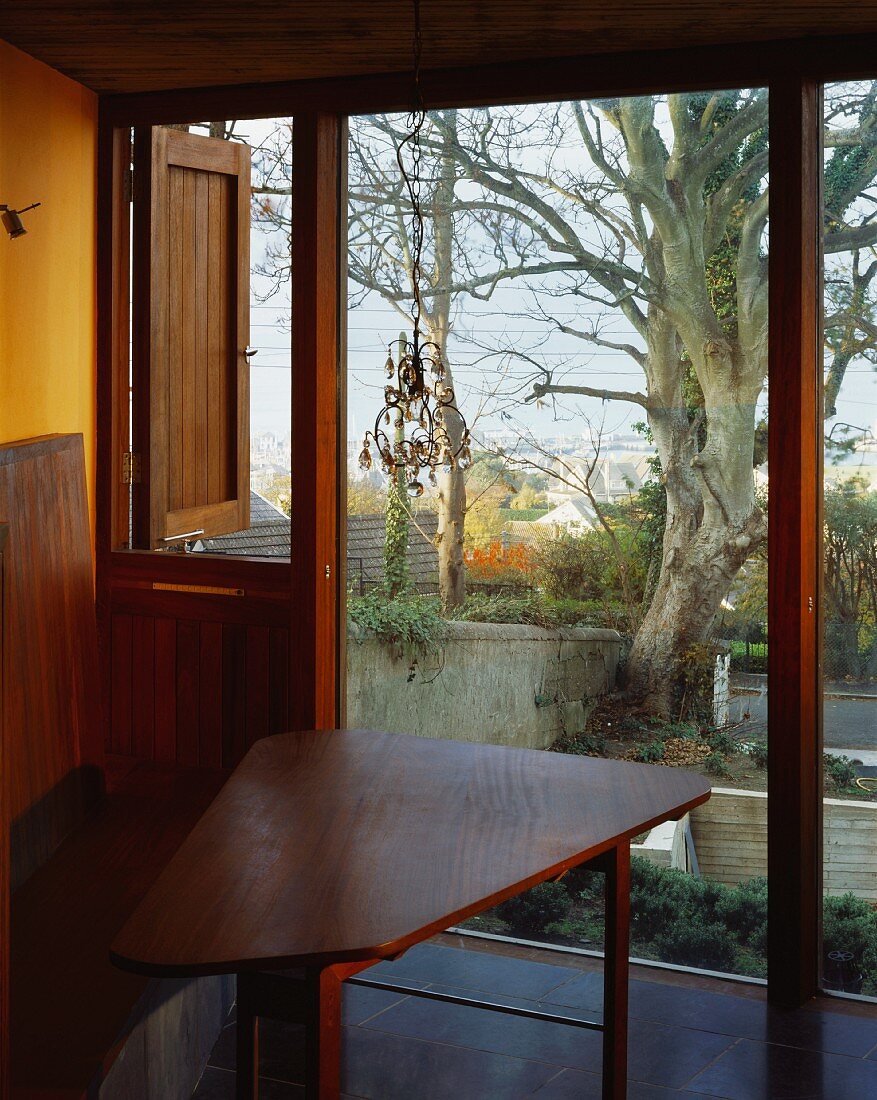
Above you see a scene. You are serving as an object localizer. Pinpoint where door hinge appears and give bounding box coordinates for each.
[122,451,141,484]
[123,166,133,204]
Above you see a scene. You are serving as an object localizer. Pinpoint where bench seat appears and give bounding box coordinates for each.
[11,759,229,1099]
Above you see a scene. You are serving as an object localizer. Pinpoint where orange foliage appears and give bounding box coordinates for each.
[464,541,535,581]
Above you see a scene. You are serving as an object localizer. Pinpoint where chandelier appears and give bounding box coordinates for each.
[357,0,471,498]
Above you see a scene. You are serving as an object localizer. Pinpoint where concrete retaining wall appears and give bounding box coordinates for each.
[347,621,622,751]
[691,787,877,900]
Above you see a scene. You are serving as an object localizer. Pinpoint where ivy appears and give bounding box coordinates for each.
[384,469,410,598]
[347,591,447,661]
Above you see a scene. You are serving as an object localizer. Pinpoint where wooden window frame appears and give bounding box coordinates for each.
[97,33,877,1007]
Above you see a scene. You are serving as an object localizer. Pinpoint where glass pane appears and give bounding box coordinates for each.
[346,90,769,981]
[128,117,292,558]
[822,81,877,999]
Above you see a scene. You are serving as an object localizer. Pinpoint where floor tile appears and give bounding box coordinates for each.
[532,1068,715,1099]
[340,1024,559,1099]
[689,1038,877,1099]
[370,943,580,1000]
[626,980,877,1058]
[359,991,734,1089]
[343,983,419,1027]
[208,1017,306,1083]
[193,1065,305,1098]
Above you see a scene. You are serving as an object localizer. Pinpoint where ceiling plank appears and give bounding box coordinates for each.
[4,1,877,94]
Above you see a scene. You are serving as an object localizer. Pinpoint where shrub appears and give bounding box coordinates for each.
[824,753,859,793]
[823,893,877,975]
[704,752,732,778]
[551,730,607,757]
[744,739,768,769]
[653,920,738,972]
[464,542,536,585]
[705,729,737,757]
[714,877,768,948]
[452,592,560,628]
[496,882,572,935]
[632,740,665,763]
[347,592,446,660]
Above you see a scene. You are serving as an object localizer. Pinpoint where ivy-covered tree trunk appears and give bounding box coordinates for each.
[431,114,466,611]
[384,338,410,597]
[384,466,410,597]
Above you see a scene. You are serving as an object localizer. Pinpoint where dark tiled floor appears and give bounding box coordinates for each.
[192,941,877,1099]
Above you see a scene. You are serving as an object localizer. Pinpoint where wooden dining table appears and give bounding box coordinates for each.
[111,728,710,1099]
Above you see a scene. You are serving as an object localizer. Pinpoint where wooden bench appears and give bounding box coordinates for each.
[0,435,231,1100]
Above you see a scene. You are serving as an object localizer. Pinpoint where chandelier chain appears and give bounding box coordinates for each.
[357,0,472,494]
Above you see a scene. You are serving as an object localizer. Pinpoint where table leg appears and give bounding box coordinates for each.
[235,972,260,1100]
[304,965,344,1100]
[602,842,630,1100]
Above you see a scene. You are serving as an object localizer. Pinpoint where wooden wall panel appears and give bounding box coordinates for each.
[221,624,247,768]
[108,613,289,768]
[176,620,200,766]
[0,437,105,890]
[198,621,223,768]
[154,618,178,762]
[131,615,156,760]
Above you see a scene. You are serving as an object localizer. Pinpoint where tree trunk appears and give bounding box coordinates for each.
[625,364,766,716]
[429,112,467,611]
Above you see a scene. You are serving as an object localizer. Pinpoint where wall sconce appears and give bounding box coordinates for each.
[1,202,41,239]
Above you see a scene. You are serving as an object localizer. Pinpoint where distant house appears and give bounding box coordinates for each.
[546,453,651,505]
[506,495,597,546]
[535,495,598,532]
[346,512,439,594]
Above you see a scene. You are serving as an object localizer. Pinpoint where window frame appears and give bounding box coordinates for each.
[98,33,877,1005]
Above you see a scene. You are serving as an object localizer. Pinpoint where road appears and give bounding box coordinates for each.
[729,691,877,752]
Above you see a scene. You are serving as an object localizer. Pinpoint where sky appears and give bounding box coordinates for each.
[235,105,877,464]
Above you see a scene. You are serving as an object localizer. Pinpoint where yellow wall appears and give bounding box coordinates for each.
[0,41,97,532]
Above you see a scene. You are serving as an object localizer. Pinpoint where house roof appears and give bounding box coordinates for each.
[198,491,291,558]
[346,511,439,591]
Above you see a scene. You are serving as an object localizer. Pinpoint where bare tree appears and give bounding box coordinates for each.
[418,90,877,715]
[348,110,583,608]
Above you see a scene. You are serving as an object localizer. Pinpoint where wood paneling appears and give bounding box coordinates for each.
[767,77,822,1008]
[10,760,227,1097]
[6,3,877,94]
[290,114,341,731]
[108,614,290,769]
[0,437,105,889]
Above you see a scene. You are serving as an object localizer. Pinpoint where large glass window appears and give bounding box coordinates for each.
[346,90,771,980]
[821,81,877,999]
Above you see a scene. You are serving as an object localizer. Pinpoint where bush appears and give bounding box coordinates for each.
[347,591,446,660]
[551,730,607,757]
[632,740,666,763]
[824,893,877,980]
[452,592,560,628]
[653,920,738,972]
[743,739,768,769]
[824,753,859,793]
[545,596,631,630]
[496,882,572,936]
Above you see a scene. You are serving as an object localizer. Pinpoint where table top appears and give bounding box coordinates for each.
[111,729,711,977]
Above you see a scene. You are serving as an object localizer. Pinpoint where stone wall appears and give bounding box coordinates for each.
[691,787,877,901]
[347,621,622,751]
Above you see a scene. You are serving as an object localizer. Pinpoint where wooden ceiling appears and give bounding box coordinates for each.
[3,1,877,96]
